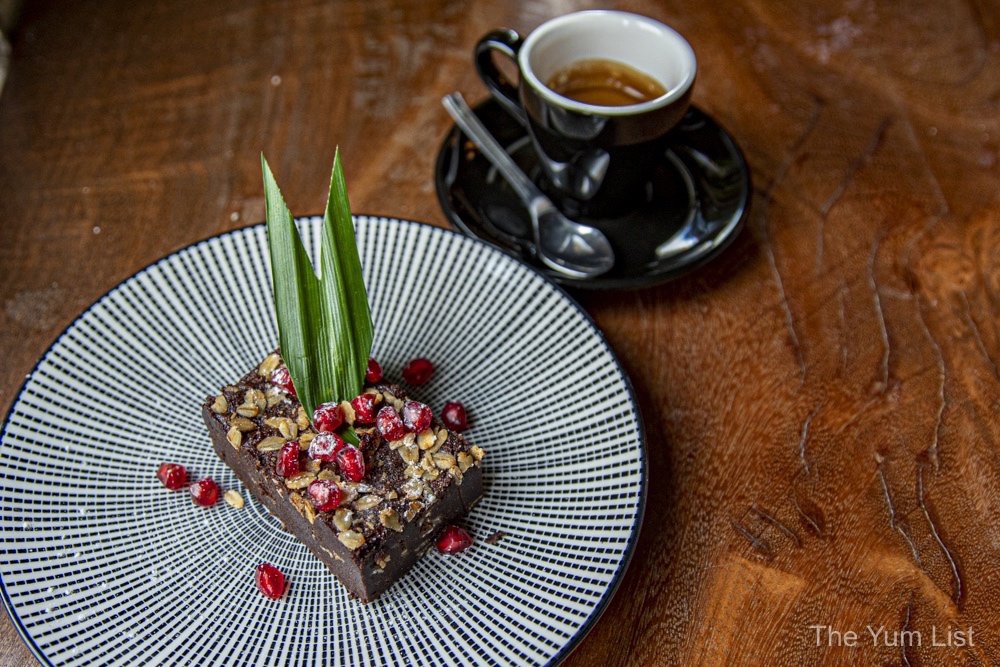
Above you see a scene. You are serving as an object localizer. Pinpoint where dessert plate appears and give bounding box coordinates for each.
[0,217,645,667]
[436,98,751,289]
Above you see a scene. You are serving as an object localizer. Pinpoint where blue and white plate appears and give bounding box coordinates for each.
[0,217,646,666]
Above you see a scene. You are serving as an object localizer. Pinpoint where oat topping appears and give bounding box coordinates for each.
[211,394,228,414]
[206,352,487,565]
[338,529,365,550]
[285,472,317,489]
[224,489,245,509]
[258,353,281,378]
[333,509,354,532]
[256,436,286,452]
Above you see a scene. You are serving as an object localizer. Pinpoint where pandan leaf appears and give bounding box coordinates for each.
[261,150,373,415]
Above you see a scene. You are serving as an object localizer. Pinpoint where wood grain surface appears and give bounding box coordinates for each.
[2,1,999,665]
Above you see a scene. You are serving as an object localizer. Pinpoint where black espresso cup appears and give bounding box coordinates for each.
[476,10,696,218]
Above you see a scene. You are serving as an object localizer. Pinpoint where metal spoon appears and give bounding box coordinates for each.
[442,92,615,279]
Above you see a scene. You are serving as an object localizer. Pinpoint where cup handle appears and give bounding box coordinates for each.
[474,29,528,127]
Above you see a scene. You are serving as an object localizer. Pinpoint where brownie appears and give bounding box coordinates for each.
[202,352,485,602]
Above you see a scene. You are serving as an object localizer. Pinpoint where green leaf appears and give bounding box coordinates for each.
[341,427,360,446]
[261,151,373,415]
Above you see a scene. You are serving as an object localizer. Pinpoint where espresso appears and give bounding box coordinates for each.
[545,58,667,107]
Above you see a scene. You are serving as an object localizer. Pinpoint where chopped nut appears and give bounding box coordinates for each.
[258,353,281,377]
[384,393,404,410]
[470,445,485,462]
[264,417,299,440]
[226,427,242,449]
[417,429,436,450]
[279,419,298,440]
[245,388,267,411]
[423,467,440,481]
[285,472,316,489]
[401,479,424,500]
[303,502,317,524]
[305,458,321,473]
[376,553,391,570]
[404,501,424,522]
[296,407,310,430]
[339,484,359,505]
[211,395,228,414]
[337,529,365,550]
[451,467,464,485]
[224,489,245,509]
[399,443,419,464]
[333,508,354,532]
[389,432,415,451]
[457,451,474,473]
[265,385,284,407]
[379,508,403,532]
[299,431,316,450]
[256,436,286,452]
[340,400,356,425]
[289,491,305,508]
[236,403,259,418]
[229,416,256,432]
[354,494,381,511]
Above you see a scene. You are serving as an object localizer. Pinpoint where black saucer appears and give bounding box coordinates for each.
[434,98,751,290]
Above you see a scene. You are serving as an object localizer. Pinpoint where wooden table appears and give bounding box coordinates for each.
[2,1,998,665]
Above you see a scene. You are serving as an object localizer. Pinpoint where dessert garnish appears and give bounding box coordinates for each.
[402,357,434,385]
[189,478,220,507]
[261,150,372,418]
[441,401,469,432]
[199,152,486,602]
[255,563,287,600]
[156,462,188,490]
[436,525,473,554]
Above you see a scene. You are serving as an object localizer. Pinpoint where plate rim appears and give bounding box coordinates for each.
[0,215,648,667]
[434,96,752,291]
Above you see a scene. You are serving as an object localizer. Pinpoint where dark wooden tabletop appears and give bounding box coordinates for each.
[3,1,1000,665]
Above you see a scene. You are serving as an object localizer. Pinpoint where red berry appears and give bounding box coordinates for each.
[307,479,343,512]
[312,402,344,433]
[436,525,473,554]
[270,366,297,398]
[376,406,407,441]
[157,462,188,490]
[351,393,377,425]
[308,432,345,462]
[255,563,286,600]
[441,401,469,432]
[189,478,219,507]
[276,441,301,478]
[365,358,383,384]
[402,400,432,432]
[402,357,434,385]
[336,444,366,482]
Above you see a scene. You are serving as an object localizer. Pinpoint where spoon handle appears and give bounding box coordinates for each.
[442,93,542,206]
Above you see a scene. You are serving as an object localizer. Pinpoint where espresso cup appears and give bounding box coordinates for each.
[475,10,696,217]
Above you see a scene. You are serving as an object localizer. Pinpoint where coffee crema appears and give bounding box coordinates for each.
[545,58,667,107]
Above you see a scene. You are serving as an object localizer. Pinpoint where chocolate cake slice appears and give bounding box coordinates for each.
[202,352,485,602]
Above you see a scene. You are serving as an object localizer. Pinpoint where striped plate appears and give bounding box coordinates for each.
[0,217,645,666]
